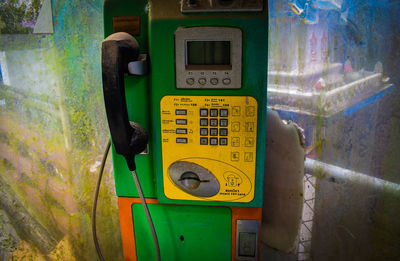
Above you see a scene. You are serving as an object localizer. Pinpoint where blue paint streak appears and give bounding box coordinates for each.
[0,63,3,83]
[344,85,394,116]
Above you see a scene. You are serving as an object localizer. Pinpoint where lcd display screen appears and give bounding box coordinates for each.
[186,41,231,66]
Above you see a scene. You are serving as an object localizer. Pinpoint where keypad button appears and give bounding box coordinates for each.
[200,128,208,136]
[186,78,195,85]
[210,78,218,85]
[176,119,187,125]
[219,138,227,146]
[222,78,231,85]
[200,137,208,145]
[210,138,218,145]
[219,128,228,136]
[220,109,228,117]
[200,118,208,126]
[175,109,187,115]
[210,119,218,127]
[198,78,207,85]
[200,109,208,117]
[210,109,218,117]
[176,138,187,143]
[220,119,228,127]
[210,128,218,136]
[176,128,187,134]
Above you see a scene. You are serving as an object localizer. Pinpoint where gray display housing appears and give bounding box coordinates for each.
[175,27,242,89]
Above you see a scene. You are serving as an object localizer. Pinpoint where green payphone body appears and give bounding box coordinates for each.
[101,1,267,260]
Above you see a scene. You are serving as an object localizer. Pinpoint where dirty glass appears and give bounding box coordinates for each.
[267,0,400,260]
[0,0,399,261]
[0,1,122,260]
[0,0,52,34]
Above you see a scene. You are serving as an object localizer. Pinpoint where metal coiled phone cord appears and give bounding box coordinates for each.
[92,139,110,261]
[92,139,161,261]
[131,169,161,261]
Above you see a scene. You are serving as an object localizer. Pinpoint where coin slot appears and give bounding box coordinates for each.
[178,171,210,190]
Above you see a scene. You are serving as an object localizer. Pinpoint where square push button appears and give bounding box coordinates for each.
[220,119,228,127]
[219,138,227,146]
[200,118,208,126]
[200,109,208,117]
[200,137,208,145]
[210,138,218,145]
[210,119,218,127]
[176,138,187,144]
[175,109,187,115]
[219,128,228,136]
[176,119,187,125]
[200,128,208,136]
[220,109,228,117]
[210,128,218,136]
[176,128,187,134]
[210,109,218,117]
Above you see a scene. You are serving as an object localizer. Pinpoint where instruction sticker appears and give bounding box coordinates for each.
[112,16,140,36]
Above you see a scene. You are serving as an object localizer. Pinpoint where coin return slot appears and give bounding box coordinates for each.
[178,171,210,190]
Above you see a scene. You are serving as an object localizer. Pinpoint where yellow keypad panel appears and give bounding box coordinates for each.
[160,96,258,202]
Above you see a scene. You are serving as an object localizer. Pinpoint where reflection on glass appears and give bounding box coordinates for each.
[265,0,400,260]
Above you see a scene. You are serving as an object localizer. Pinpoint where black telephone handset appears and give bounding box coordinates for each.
[101,32,148,171]
[100,33,160,261]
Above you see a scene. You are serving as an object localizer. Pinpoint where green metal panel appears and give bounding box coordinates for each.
[104,0,156,198]
[149,15,268,207]
[110,75,157,198]
[132,204,232,261]
[104,0,149,50]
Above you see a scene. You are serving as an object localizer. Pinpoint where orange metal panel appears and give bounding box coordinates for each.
[118,197,262,261]
[231,207,263,261]
[118,197,159,261]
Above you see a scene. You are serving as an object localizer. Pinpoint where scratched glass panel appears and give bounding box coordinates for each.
[0,1,123,260]
[0,0,399,261]
[0,0,53,34]
[267,0,400,260]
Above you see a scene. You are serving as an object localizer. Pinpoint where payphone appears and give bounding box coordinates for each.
[101,0,268,260]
